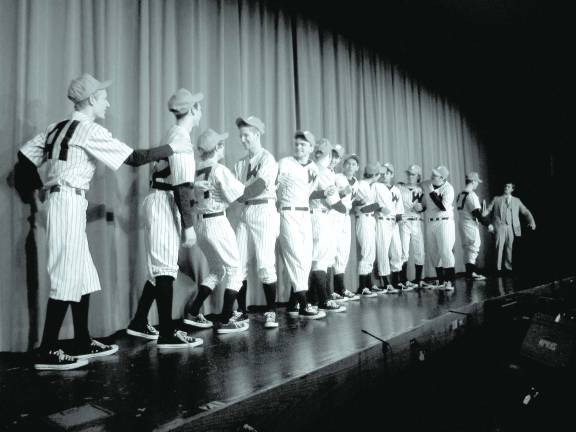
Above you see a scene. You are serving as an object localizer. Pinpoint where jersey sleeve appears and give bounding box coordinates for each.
[83,124,134,171]
[442,184,455,208]
[373,183,393,215]
[467,193,481,212]
[19,132,47,167]
[216,165,245,203]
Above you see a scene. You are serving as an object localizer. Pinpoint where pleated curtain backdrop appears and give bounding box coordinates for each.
[0,0,487,352]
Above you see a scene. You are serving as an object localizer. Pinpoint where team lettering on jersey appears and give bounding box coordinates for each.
[196,166,213,199]
[308,169,317,184]
[44,120,81,162]
[246,162,261,180]
[456,191,469,210]
[412,190,423,202]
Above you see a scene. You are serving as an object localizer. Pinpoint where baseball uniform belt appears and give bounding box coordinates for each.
[244,198,273,206]
[48,185,83,196]
[428,217,450,221]
[405,217,423,221]
[376,216,396,221]
[201,211,225,219]
[355,212,373,217]
[281,206,309,211]
[310,208,329,214]
[150,180,173,191]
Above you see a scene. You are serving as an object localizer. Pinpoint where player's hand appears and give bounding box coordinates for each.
[488,224,494,233]
[182,227,197,248]
[194,180,213,192]
[169,137,194,154]
[528,222,536,230]
[413,202,423,212]
[324,185,337,197]
[341,185,352,196]
[395,214,403,223]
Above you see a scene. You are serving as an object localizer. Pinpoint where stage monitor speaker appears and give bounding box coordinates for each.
[520,312,576,369]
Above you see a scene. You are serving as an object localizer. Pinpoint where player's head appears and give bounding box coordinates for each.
[314,139,333,168]
[465,172,482,190]
[293,130,315,162]
[68,73,112,120]
[380,163,394,184]
[330,144,345,169]
[431,165,449,186]
[503,182,515,195]
[236,116,264,155]
[197,129,229,161]
[168,89,203,128]
[343,154,360,177]
[406,164,422,185]
[363,162,381,180]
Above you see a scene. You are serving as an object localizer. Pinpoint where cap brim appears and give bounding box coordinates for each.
[218,132,229,142]
[344,155,360,163]
[406,169,418,174]
[97,80,113,91]
[191,92,204,104]
[432,169,441,176]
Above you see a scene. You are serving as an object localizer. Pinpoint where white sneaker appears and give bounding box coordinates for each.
[232,311,250,323]
[183,313,213,329]
[361,288,377,298]
[444,281,454,291]
[157,330,203,349]
[343,290,360,301]
[385,285,400,294]
[288,303,300,317]
[472,272,487,281]
[320,300,346,313]
[299,305,326,319]
[217,320,249,334]
[405,280,418,289]
[264,311,279,328]
[330,292,346,302]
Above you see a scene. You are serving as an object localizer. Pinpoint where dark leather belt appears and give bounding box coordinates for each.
[245,199,272,206]
[355,213,373,217]
[150,180,173,191]
[377,216,396,221]
[405,217,423,221]
[429,217,450,221]
[49,185,83,195]
[281,206,309,211]
[202,211,224,219]
[310,208,328,214]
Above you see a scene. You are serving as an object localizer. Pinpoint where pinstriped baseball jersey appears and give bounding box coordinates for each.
[334,174,359,211]
[355,179,376,210]
[388,184,404,216]
[20,111,133,189]
[151,125,195,187]
[310,165,340,210]
[456,190,481,224]
[424,181,455,218]
[398,183,424,217]
[193,161,244,213]
[234,148,278,200]
[372,183,394,215]
[277,157,319,207]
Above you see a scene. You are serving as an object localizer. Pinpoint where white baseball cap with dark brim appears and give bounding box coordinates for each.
[332,144,345,158]
[67,73,112,103]
[343,154,360,164]
[315,138,333,156]
[365,162,381,176]
[466,171,482,183]
[406,164,422,175]
[432,165,450,179]
[294,130,316,147]
[381,162,395,175]
[168,89,204,115]
[197,129,229,153]
[236,116,265,134]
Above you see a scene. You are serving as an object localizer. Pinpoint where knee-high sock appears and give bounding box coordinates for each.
[294,291,308,310]
[380,275,390,287]
[358,274,370,293]
[262,283,277,312]
[308,272,319,306]
[333,273,345,295]
[445,267,456,283]
[188,285,213,316]
[71,294,91,347]
[288,287,297,310]
[132,281,156,326]
[237,280,248,313]
[391,272,400,288]
[415,265,423,282]
[221,289,238,323]
[40,299,70,351]
[310,270,328,306]
[401,263,408,283]
[155,276,174,338]
[436,267,445,284]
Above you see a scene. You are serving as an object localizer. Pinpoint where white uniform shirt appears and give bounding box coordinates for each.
[277,157,319,208]
[335,174,359,212]
[193,160,244,214]
[310,164,340,211]
[456,189,481,224]
[424,181,455,219]
[398,183,424,217]
[151,124,195,186]
[19,111,133,190]
[355,179,376,214]
[234,148,278,200]
[372,182,394,216]
[389,184,404,216]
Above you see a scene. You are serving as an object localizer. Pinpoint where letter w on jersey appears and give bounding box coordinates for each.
[44,120,81,161]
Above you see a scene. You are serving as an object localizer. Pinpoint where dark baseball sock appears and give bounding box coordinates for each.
[445,267,456,283]
[287,287,297,310]
[436,267,445,284]
[326,267,334,295]
[401,263,408,283]
[262,282,277,312]
[189,285,213,316]
[221,289,239,323]
[391,272,400,288]
[131,281,156,327]
[308,272,319,306]
[295,291,308,310]
[415,265,423,282]
[380,275,390,286]
[40,298,70,352]
[71,294,91,347]
[155,276,174,338]
[465,263,473,278]
[357,274,368,293]
[237,280,248,313]
[311,270,328,306]
[333,273,345,295]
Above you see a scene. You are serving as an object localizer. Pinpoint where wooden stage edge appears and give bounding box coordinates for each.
[161,276,575,432]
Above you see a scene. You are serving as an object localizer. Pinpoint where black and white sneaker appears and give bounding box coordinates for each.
[400,283,414,292]
[343,290,360,301]
[127,322,159,340]
[157,330,203,349]
[330,292,346,303]
[264,311,279,328]
[34,349,89,371]
[319,300,347,313]
[405,280,419,289]
[384,285,400,294]
[299,305,326,319]
[216,320,249,334]
[370,284,384,294]
[360,288,377,298]
[287,304,300,317]
[183,313,213,329]
[72,340,119,360]
[232,311,250,324]
[471,272,487,281]
[443,281,455,291]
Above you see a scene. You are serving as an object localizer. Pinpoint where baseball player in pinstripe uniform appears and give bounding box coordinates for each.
[397,164,426,288]
[233,116,280,329]
[330,153,361,301]
[423,165,456,290]
[352,162,381,298]
[308,139,346,313]
[456,172,493,281]
[14,74,194,370]
[126,89,204,349]
[277,131,326,319]
[186,129,249,334]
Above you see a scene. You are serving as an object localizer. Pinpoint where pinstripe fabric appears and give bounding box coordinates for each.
[153,125,195,187]
[311,210,334,272]
[457,190,482,264]
[332,211,352,274]
[234,149,278,200]
[355,179,377,275]
[376,219,403,276]
[426,219,456,268]
[46,188,100,301]
[399,220,425,265]
[194,162,244,213]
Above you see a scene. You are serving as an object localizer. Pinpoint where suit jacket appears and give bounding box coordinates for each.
[485,195,535,237]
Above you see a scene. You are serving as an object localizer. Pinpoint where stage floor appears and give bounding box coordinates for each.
[0,276,528,431]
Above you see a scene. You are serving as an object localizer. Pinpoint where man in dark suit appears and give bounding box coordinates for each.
[484,183,536,273]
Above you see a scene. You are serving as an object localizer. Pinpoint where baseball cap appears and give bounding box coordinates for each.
[466,171,483,183]
[332,144,345,158]
[406,164,422,175]
[235,116,265,134]
[168,89,204,115]
[432,165,450,179]
[315,138,333,156]
[381,162,395,175]
[343,154,360,164]
[67,73,112,103]
[294,130,316,147]
[365,162,381,176]
[197,129,229,153]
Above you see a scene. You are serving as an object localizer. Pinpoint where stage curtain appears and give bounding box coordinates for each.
[0,0,485,352]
